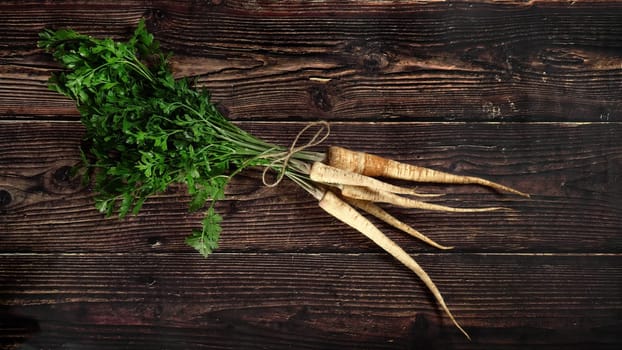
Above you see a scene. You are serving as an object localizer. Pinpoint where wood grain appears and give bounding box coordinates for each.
[1,121,620,254]
[1,253,620,349]
[1,0,621,121]
[1,1,621,349]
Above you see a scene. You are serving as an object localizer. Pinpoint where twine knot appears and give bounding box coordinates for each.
[262,121,330,187]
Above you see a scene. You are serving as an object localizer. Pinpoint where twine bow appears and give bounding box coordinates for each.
[262,121,330,187]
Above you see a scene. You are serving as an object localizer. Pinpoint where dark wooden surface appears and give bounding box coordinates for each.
[1,1,621,349]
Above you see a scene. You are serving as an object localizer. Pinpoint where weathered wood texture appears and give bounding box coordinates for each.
[1,1,621,349]
[1,122,621,254]
[1,253,620,349]
[1,0,621,121]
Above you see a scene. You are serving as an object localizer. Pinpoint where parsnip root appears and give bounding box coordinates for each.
[318,190,471,340]
[309,161,436,197]
[341,185,506,213]
[328,146,529,198]
[342,197,453,250]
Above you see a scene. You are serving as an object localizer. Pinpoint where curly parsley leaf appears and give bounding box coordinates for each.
[185,207,222,258]
[38,20,322,257]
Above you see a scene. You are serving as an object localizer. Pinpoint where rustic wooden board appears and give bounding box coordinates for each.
[1,253,620,349]
[1,1,621,349]
[1,0,621,121]
[1,121,620,254]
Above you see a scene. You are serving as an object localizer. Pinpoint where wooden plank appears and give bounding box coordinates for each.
[1,121,620,254]
[1,2,621,348]
[1,1,621,121]
[1,253,620,349]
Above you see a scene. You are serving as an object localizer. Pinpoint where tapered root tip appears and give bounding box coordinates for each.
[442,303,471,340]
[480,180,530,198]
[458,324,472,341]
[503,187,530,198]
[452,206,506,213]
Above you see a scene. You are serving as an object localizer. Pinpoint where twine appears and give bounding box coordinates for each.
[262,121,330,187]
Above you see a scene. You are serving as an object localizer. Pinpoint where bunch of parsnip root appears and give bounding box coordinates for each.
[39,21,528,339]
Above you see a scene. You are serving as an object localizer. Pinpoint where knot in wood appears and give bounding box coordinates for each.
[362,50,390,73]
[43,163,84,195]
[343,40,392,74]
[0,189,11,207]
[53,166,73,184]
[145,8,168,30]
[308,85,333,112]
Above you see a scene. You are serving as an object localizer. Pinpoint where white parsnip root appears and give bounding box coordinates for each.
[343,197,453,250]
[341,185,505,213]
[328,146,530,198]
[310,161,438,197]
[304,145,529,340]
[318,190,471,340]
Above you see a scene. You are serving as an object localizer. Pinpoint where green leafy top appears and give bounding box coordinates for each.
[39,21,322,256]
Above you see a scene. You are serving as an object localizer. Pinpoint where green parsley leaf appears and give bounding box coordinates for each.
[39,20,323,257]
